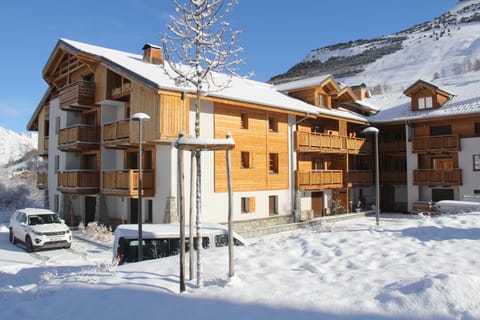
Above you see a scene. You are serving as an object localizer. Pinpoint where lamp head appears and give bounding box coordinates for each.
[131,112,151,121]
[362,126,379,134]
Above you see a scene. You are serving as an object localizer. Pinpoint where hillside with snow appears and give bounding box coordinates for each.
[0,126,37,168]
[271,0,480,93]
[0,126,41,215]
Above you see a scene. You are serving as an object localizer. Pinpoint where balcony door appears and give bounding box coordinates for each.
[312,192,323,217]
[433,158,453,169]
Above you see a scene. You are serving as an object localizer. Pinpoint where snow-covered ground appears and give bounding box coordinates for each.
[1,211,480,319]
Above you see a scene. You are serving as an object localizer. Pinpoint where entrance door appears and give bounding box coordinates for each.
[312,192,323,217]
[130,198,138,224]
[381,185,395,212]
[85,196,96,224]
[432,189,454,202]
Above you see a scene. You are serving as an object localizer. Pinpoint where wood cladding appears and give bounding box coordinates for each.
[214,102,289,192]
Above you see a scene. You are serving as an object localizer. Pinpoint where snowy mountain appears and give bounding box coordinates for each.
[0,126,37,168]
[271,0,480,93]
[0,126,41,215]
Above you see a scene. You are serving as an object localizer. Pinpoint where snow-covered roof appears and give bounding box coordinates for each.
[403,79,455,97]
[273,74,334,92]
[57,39,367,122]
[365,73,480,123]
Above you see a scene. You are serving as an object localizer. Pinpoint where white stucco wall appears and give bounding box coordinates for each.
[459,137,480,199]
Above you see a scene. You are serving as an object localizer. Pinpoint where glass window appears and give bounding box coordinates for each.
[241,152,251,169]
[269,153,279,174]
[240,113,248,129]
[474,155,480,171]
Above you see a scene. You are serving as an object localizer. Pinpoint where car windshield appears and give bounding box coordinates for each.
[28,214,60,225]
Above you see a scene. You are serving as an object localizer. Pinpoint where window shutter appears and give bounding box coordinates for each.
[248,197,256,213]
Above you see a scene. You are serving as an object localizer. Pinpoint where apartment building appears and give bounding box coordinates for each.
[366,75,480,212]
[27,39,370,228]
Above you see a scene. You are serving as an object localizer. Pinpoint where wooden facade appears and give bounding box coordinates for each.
[213,102,289,192]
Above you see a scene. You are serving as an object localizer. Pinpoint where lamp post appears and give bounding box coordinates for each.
[362,126,380,226]
[132,112,150,261]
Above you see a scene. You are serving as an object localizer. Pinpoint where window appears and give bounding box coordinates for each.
[475,123,480,136]
[474,190,480,195]
[318,94,326,107]
[269,153,279,174]
[55,155,60,172]
[269,195,278,216]
[418,96,433,110]
[241,197,255,214]
[240,113,248,129]
[55,116,60,134]
[54,194,60,213]
[430,125,452,136]
[241,151,251,169]
[268,117,278,132]
[474,155,480,171]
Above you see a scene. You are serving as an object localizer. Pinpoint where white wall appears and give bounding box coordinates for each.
[459,137,480,199]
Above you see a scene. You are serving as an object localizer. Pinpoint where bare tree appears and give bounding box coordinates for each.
[163,0,246,288]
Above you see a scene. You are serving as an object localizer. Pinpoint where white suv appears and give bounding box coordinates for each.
[9,208,72,252]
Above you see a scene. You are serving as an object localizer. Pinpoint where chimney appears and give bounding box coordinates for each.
[352,83,368,101]
[142,44,163,65]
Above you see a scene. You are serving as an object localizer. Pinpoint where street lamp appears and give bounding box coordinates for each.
[362,126,380,226]
[132,112,150,261]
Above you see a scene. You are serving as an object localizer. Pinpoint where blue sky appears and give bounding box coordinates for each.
[0,0,457,133]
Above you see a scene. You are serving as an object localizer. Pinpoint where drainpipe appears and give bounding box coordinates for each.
[291,112,310,223]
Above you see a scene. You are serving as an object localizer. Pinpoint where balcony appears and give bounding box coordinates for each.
[58,125,100,152]
[413,169,462,186]
[380,140,406,153]
[103,120,131,148]
[296,170,343,190]
[57,170,100,194]
[59,80,95,110]
[111,81,132,99]
[412,134,460,153]
[37,171,48,189]
[296,131,369,154]
[346,170,372,186]
[101,169,154,197]
[381,171,407,184]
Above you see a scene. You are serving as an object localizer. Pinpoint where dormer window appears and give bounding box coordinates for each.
[318,94,326,107]
[418,96,433,110]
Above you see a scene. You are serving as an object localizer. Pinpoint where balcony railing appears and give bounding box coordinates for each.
[103,120,131,147]
[57,170,100,194]
[59,80,95,110]
[346,170,372,186]
[379,140,406,153]
[413,169,462,186]
[412,134,460,153]
[37,171,48,189]
[296,131,369,154]
[58,125,100,151]
[381,171,407,184]
[101,169,154,197]
[296,170,343,190]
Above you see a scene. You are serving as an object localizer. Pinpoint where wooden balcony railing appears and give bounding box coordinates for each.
[346,170,372,186]
[59,80,95,110]
[101,169,154,197]
[37,171,48,189]
[57,170,100,194]
[412,134,460,153]
[111,81,132,99]
[296,170,343,190]
[103,120,131,147]
[58,125,100,151]
[296,131,369,154]
[39,137,49,156]
[381,171,407,184]
[413,169,462,186]
[379,140,406,153]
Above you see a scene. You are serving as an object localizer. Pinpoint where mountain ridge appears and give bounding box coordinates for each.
[270,0,480,91]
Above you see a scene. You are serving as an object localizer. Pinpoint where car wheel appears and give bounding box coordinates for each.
[9,228,17,244]
[64,243,71,249]
[25,236,35,253]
